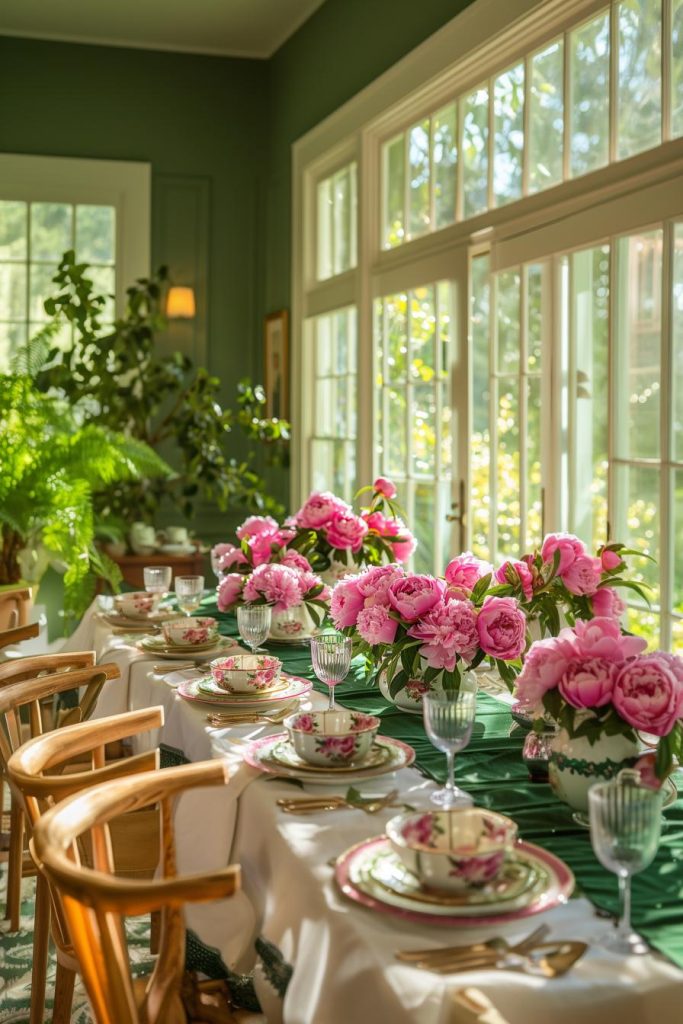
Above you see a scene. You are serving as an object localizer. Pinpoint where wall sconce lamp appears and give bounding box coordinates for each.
[166,285,196,319]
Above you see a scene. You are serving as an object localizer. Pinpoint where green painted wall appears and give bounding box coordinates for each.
[263,0,476,314]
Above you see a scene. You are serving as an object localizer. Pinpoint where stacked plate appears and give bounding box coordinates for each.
[100,607,178,630]
[335,837,574,927]
[177,674,312,712]
[244,733,415,784]
[136,634,236,661]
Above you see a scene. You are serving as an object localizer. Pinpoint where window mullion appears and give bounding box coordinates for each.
[520,265,529,553]
[660,219,674,648]
[490,271,499,558]
[663,0,673,142]
[609,1,618,164]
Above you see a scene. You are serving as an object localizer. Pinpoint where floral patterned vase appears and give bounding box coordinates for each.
[269,604,318,641]
[319,559,362,588]
[548,721,639,813]
[378,662,477,714]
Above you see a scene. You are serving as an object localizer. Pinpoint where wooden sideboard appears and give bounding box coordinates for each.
[109,550,207,590]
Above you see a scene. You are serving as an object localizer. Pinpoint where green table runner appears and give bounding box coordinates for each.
[204,601,683,968]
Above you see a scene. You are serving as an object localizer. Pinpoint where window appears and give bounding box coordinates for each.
[294,0,683,632]
[310,307,358,500]
[317,162,357,280]
[0,154,150,369]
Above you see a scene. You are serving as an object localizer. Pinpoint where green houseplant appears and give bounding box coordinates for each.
[0,328,172,620]
[37,252,289,536]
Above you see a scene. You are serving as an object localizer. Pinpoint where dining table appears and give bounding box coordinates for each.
[63,597,683,1024]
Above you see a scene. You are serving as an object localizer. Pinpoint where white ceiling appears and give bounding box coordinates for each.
[0,0,326,59]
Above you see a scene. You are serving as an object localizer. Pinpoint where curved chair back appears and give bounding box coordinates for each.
[0,621,40,650]
[33,760,239,1024]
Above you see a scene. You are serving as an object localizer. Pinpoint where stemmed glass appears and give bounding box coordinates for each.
[423,680,477,808]
[237,604,272,655]
[310,633,353,711]
[143,565,172,602]
[588,769,663,954]
[175,575,204,617]
[210,548,224,583]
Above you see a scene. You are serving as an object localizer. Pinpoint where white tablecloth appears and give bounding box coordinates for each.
[69,602,683,1024]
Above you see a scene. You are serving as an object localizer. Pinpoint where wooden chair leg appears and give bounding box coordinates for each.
[5,797,25,930]
[52,962,76,1024]
[30,871,51,1024]
[150,909,161,955]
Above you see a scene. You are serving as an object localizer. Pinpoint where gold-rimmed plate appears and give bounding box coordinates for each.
[243,733,415,784]
[178,674,312,709]
[197,675,289,700]
[137,636,236,661]
[268,739,391,773]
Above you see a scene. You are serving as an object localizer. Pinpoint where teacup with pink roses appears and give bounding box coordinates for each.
[330,558,528,711]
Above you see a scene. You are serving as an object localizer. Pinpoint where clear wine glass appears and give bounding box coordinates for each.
[423,680,477,808]
[175,575,204,617]
[588,769,663,954]
[310,633,353,711]
[210,548,224,583]
[143,565,172,600]
[237,604,272,654]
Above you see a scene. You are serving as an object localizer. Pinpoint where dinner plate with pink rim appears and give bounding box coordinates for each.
[243,733,415,784]
[177,674,312,709]
[335,836,573,927]
[137,636,237,661]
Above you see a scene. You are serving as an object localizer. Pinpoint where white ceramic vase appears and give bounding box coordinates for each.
[378,659,477,714]
[319,558,363,588]
[548,717,639,813]
[269,604,318,640]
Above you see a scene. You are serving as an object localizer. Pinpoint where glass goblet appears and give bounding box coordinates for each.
[143,565,172,600]
[237,604,272,654]
[310,633,353,711]
[210,547,224,583]
[588,769,663,955]
[423,684,477,808]
[175,575,204,617]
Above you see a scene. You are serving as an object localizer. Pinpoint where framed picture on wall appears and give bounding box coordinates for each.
[264,309,289,420]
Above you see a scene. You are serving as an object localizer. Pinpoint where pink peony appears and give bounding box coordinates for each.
[249,531,282,567]
[297,570,330,602]
[356,604,399,645]
[236,515,280,540]
[541,532,587,574]
[591,587,626,619]
[296,491,349,529]
[407,598,480,671]
[558,657,617,709]
[387,518,417,563]
[494,560,534,601]
[633,752,664,790]
[243,563,304,611]
[280,549,314,573]
[388,575,444,622]
[217,544,248,572]
[445,552,492,595]
[655,651,683,687]
[601,547,624,572]
[373,476,397,500]
[562,553,603,596]
[363,510,390,534]
[330,576,365,628]
[477,596,527,661]
[515,633,576,709]
[613,655,683,736]
[356,563,405,603]
[216,573,245,611]
[572,617,647,662]
[325,510,369,552]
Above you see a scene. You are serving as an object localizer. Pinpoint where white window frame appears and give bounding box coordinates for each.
[0,152,151,322]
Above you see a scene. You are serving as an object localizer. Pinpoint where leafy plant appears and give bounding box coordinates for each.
[0,328,173,620]
[37,252,289,526]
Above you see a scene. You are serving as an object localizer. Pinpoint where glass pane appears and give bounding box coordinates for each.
[614,463,660,647]
[387,386,408,476]
[384,134,405,249]
[410,286,435,382]
[471,255,491,559]
[414,484,435,574]
[311,438,355,499]
[315,378,336,436]
[413,384,437,476]
[497,378,520,557]
[29,262,58,321]
[315,313,333,376]
[529,40,564,193]
[437,280,451,381]
[496,269,520,374]
[335,309,348,374]
[570,13,610,178]
[493,63,525,206]
[527,375,543,548]
[386,292,408,382]
[614,231,662,461]
[0,320,27,367]
[317,177,333,281]
[674,0,683,137]
[462,86,489,218]
[617,0,662,159]
[75,205,115,265]
[0,263,27,321]
[441,379,452,474]
[672,617,683,654]
[674,224,683,461]
[674,469,683,623]
[30,202,72,262]
[433,103,457,229]
[527,264,543,374]
[0,200,28,260]
[570,246,610,548]
[408,119,431,238]
[87,265,116,321]
[333,166,351,274]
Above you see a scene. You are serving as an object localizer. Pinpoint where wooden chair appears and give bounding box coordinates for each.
[0,654,120,931]
[7,703,164,1024]
[32,759,242,1024]
[0,585,31,631]
[0,621,40,650]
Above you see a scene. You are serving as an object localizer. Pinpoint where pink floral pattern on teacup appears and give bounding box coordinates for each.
[400,813,441,848]
[181,627,211,644]
[315,735,359,761]
[448,851,505,885]
[211,654,280,692]
[291,713,315,733]
[350,713,380,732]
